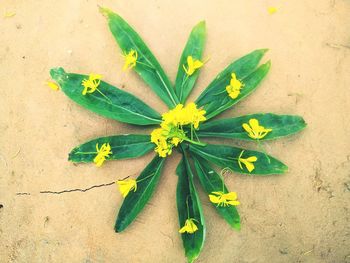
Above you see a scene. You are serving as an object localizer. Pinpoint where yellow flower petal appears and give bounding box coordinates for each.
[123,49,138,71]
[116,178,137,197]
[47,81,59,91]
[179,218,198,234]
[268,7,277,15]
[81,74,102,95]
[93,143,112,167]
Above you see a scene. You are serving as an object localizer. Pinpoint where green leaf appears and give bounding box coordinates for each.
[68,134,154,163]
[195,49,269,119]
[176,153,205,263]
[175,21,206,103]
[50,68,162,125]
[198,113,307,141]
[100,7,179,108]
[189,143,288,175]
[192,155,240,230]
[115,155,165,232]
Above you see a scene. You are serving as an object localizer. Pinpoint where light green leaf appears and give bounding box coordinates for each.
[50,68,162,125]
[115,155,165,232]
[68,134,154,163]
[175,21,206,103]
[176,153,205,263]
[195,49,269,119]
[192,155,240,230]
[189,143,288,175]
[198,113,306,140]
[100,7,179,108]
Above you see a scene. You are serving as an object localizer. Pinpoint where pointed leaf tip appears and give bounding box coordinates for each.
[98,6,113,18]
[49,67,67,83]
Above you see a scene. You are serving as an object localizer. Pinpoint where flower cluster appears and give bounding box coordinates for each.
[151,102,206,157]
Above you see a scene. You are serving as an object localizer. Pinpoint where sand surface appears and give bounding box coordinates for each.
[1,0,350,262]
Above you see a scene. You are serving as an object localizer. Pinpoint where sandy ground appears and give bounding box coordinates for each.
[1,0,349,262]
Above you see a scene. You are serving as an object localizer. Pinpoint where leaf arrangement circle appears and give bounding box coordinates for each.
[49,7,306,262]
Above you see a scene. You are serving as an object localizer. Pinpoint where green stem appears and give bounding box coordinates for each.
[182,137,206,146]
[137,172,155,183]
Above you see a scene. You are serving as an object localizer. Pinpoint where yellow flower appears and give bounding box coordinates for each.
[162,104,184,126]
[47,81,59,91]
[179,218,198,234]
[116,178,137,197]
[238,150,258,173]
[268,7,277,14]
[171,137,182,146]
[93,143,112,167]
[81,74,103,95]
[209,191,240,207]
[183,56,204,76]
[123,49,138,71]
[185,102,206,129]
[226,73,244,99]
[151,102,206,157]
[4,12,16,18]
[242,118,272,139]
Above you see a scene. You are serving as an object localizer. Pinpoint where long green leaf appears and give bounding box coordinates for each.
[50,68,161,125]
[100,7,179,108]
[192,155,240,230]
[189,144,287,175]
[115,155,165,232]
[198,113,306,140]
[68,134,154,163]
[176,153,205,263]
[195,49,269,119]
[175,21,206,103]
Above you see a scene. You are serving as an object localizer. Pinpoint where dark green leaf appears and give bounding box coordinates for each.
[189,143,288,175]
[50,68,162,125]
[175,21,206,103]
[192,155,240,230]
[100,7,179,108]
[176,153,205,263]
[68,134,154,163]
[115,155,165,232]
[198,113,306,140]
[195,49,269,119]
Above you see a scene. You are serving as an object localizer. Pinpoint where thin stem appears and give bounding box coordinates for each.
[136,61,155,70]
[96,88,112,104]
[182,137,206,146]
[186,195,190,219]
[137,172,155,183]
[74,151,97,155]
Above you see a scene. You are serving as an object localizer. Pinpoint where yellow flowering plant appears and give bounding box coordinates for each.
[48,7,306,263]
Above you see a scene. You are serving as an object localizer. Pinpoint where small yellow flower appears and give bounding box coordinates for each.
[93,143,112,167]
[47,81,59,91]
[209,191,240,207]
[238,150,258,173]
[185,102,206,129]
[4,12,16,18]
[171,137,182,146]
[123,49,138,71]
[81,74,103,95]
[183,56,204,76]
[268,7,277,15]
[242,118,272,139]
[116,178,137,197]
[226,73,244,99]
[179,218,198,234]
